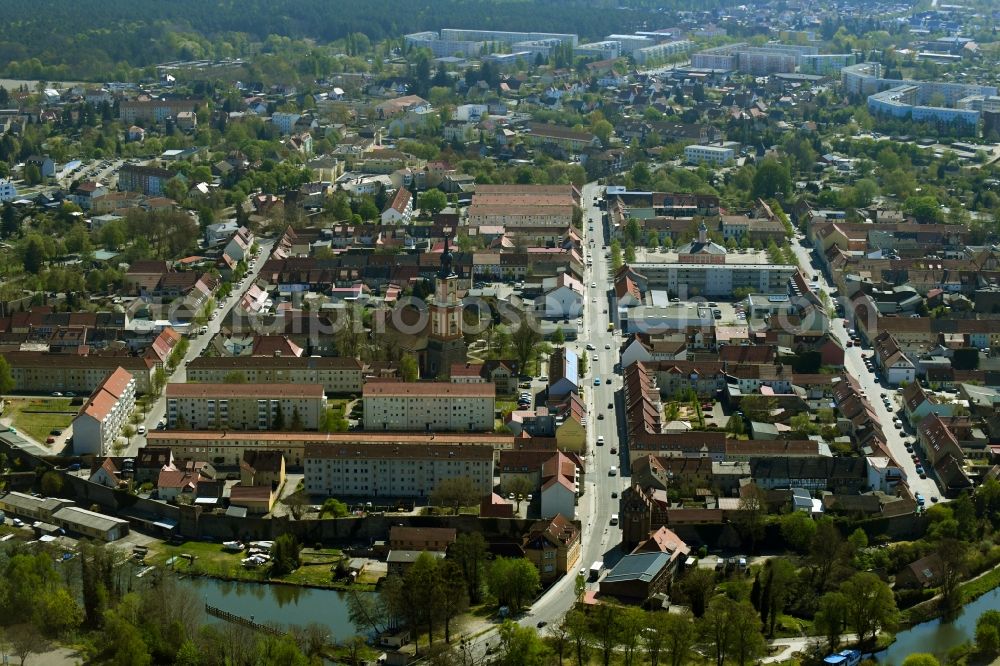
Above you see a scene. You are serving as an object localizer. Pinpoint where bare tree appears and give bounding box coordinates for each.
[7,624,47,666]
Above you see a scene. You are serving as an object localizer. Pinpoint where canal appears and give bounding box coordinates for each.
[177,576,365,642]
[875,588,1000,663]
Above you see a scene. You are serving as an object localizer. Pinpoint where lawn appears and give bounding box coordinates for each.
[146,540,374,590]
[4,397,78,444]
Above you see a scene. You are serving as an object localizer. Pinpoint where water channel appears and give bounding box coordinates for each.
[875,587,1000,663]
[176,574,999,660]
[177,576,364,642]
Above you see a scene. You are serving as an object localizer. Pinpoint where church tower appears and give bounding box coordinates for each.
[425,238,467,378]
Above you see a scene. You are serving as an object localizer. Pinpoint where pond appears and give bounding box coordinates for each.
[874,587,1000,663]
[177,576,366,643]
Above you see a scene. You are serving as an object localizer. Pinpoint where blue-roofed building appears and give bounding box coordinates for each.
[599,551,673,604]
[548,347,579,400]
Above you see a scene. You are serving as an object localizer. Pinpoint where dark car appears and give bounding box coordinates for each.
[605,378,611,384]
[607,402,613,409]
[597,414,604,420]
[536,621,547,629]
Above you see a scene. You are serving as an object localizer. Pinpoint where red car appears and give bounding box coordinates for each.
[46,436,55,444]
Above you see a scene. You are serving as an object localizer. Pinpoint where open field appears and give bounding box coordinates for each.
[146,540,375,590]
[4,397,78,443]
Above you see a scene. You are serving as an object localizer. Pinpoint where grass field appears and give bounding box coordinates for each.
[4,397,78,444]
[147,540,375,590]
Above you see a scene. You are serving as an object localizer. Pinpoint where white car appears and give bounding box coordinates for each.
[137,426,146,435]
[591,282,597,288]
[593,355,599,361]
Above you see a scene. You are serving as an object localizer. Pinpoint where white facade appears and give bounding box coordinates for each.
[0,179,17,202]
[684,144,736,165]
[541,477,576,520]
[536,285,584,320]
[363,383,495,432]
[270,112,301,135]
[72,368,136,456]
[304,443,495,498]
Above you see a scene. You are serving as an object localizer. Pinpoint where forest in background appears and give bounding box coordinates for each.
[0,0,738,81]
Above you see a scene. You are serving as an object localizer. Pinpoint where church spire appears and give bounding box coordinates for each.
[439,236,455,279]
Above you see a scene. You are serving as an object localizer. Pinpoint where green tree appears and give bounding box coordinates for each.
[163,177,187,203]
[624,243,636,263]
[40,471,63,496]
[487,557,539,612]
[321,498,349,517]
[592,119,613,147]
[400,355,419,382]
[495,620,551,666]
[512,314,543,375]
[270,534,301,576]
[429,476,479,514]
[589,602,621,666]
[840,572,897,646]
[780,511,817,554]
[438,559,469,643]
[901,655,940,666]
[815,591,850,653]
[451,532,488,604]
[21,235,46,274]
[418,189,448,217]
[752,160,791,200]
[551,327,565,346]
[678,568,715,617]
[975,610,1000,656]
[661,611,696,666]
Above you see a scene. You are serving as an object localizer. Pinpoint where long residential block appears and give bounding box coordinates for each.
[304,442,495,498]
[145,431,515,469]
[186,356,364,394]
[4,351,156,394]
[165,383,326,431]
[363,381,495,432]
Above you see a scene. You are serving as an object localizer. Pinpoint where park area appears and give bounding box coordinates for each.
[2,397,78,444]
[148,540,379,589]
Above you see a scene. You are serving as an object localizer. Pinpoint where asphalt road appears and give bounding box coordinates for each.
[788,235,942,501]
[463,182,626,656]
[126,238,275,456]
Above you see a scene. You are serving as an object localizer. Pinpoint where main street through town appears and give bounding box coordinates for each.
[462,181,625,658]
[788,235,942,501]
[127,238,276,457]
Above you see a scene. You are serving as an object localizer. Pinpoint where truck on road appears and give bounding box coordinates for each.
[589,560,604,581]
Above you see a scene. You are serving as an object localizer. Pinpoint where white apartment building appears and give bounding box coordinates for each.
[165,383,326,431]
[363,381,495,432]
[304,442,495,498]
[0,178,17,202]
[684,142,739,166]
[72,367,137,456]
[147,430,514,470]
[185,356,364,394]
[270,112,301,135]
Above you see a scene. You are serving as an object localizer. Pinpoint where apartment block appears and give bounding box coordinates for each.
[633,40,694,65]
[684,143,738,166]
[185,356,364,394]
[0,178,17,202]
[304,442,495,498]
[118,99,198,124]
[467,184,578,229]
[165,383,326,431]
[118,165,175,196]
[363,381,495,432]
[627,260,797,299]
[5,351,156,394]
[72,367,137,456]
[145,430,514,470]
